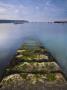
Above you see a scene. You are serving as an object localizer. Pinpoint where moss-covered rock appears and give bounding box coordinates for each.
[0,40,66,89]
[0,74,23,88]
[7,62,61,74]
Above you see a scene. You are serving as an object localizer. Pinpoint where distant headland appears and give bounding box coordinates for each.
[54,21,67,23]
[0,20,29,24]
[48,21,67,23]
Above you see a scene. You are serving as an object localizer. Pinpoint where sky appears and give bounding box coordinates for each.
[0,0,67,22]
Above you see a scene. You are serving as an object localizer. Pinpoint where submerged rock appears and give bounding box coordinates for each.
[0,40,67,89]
[0,74,23,89]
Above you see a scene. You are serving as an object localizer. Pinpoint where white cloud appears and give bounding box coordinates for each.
[0,2,21,19]
[0,7,6,13]
[35,6,40,10]
[0,2,33,20]
[0,1,66,21]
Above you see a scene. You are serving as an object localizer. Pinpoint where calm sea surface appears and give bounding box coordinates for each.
[0,22,67,76]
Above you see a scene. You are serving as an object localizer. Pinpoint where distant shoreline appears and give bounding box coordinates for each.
[48,21,67,23]
[0,20,67,24]
[0,20,29,24]
[54,21,67,23]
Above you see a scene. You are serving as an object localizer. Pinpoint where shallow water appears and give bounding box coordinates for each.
[0,22,67,76]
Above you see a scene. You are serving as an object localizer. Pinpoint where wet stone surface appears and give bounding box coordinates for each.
[0,40,67,90]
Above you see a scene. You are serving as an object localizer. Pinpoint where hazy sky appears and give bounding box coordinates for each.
[0,0,67,21]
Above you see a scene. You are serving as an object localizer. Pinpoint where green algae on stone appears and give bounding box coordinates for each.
[1,40,66,88]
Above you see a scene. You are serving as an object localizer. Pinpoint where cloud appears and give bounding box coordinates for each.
[0,2,33,20]
[0,3,18,19]
[0,0,66,21]
[0,7,6,13]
